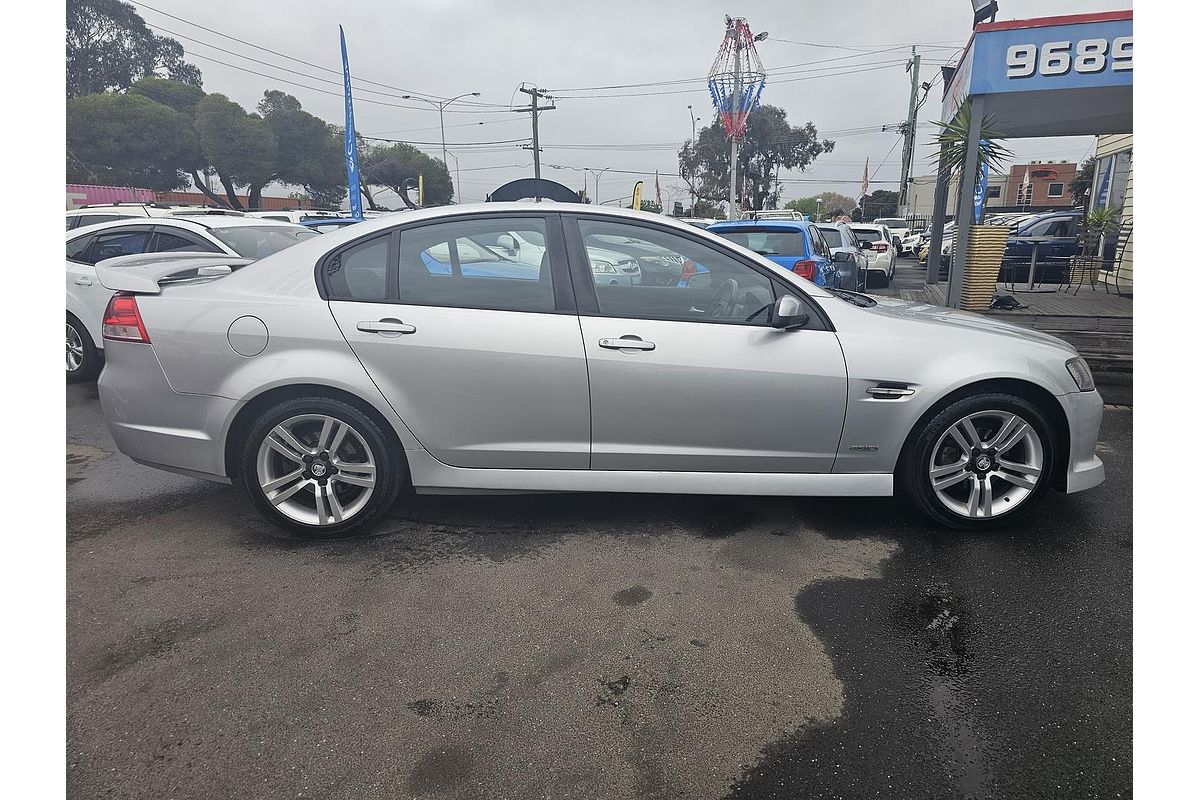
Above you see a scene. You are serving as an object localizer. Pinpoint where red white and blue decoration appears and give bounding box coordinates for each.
[707,17,767,141]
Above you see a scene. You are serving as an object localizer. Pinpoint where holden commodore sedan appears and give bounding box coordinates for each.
[95,204,1104,537]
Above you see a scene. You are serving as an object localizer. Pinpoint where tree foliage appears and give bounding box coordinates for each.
[678,104,833,212]
[360,142,453,207]
[67,0,201,97]
[1071,156,1096,207]
[854,190,900,221]
[66,91,195,190]
[257,91,346,209]
[194,93,277,210]
[785,191,857,218]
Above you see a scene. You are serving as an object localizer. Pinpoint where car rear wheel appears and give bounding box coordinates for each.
[239,397,405,538]
[66,314,101,383]
[900,393,1055,530]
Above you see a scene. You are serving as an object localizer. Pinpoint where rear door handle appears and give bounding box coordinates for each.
[599,336,655,351]
[356,319,416,335]
[74,277,93,286]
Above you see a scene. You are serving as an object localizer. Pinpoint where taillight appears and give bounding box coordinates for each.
[872,242,889,253]
[679,258,697,282]
[102,294,150,343]
[792,259,816,280]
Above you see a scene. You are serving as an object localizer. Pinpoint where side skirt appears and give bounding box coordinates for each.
[406,449,893,497]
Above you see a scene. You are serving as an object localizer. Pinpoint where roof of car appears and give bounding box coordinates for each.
[300,218,360,227]
[707,219,812,231]
[66,215,303,238]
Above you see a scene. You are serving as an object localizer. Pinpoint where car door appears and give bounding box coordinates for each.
[67,226,153,344]
[324,214,590,470]
[565,214,848,473]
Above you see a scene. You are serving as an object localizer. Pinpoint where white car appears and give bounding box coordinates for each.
[66,217,317,381]
[66,203,245,231]
[850,224,897,284]
[248,210,345,224]
[874,217,911,251]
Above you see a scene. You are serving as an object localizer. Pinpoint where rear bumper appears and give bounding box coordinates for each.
[97,341,235,483]
[1060,388,1105,493]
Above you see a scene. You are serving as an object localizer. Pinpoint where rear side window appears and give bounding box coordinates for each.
[153,230,221,253]
[72,214,123,229]
[816,227,841,251]
[325,236,390,301]
[89,230,151,262]
[809,227,831,258]
[396,218,555,313]
[66,235,94,264]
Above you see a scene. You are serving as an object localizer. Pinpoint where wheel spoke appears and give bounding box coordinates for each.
[266,426,311,463]
[931,467,971,491]
[981,475,994,517]
[261,468,304,493]
[998,458,1041,478]
[994,421,1030,456]
[958,418,983,448]
[269,477,309,506]
[316,417,341,453]
[948,425,973,454]
[327,422,349,457]
[985,414,1019,450]
[314,481,329,522]
[997,468,1038,490]
[930,459,969,479]
[966,477,981,517]
[324,486,344,524]
[332,461,375,489]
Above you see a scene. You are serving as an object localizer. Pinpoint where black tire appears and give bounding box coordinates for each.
[899,392,1056,531]
[238,396,406,538]
[66,313,101,383]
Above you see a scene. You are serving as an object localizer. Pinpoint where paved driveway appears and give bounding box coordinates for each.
[67,383,1131,799]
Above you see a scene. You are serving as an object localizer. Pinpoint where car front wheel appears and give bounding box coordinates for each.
[901,393,1055,530]
[66,314,101,383]
[239,396,405,538]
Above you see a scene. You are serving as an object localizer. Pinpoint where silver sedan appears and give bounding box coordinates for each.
[95,204,1104,537]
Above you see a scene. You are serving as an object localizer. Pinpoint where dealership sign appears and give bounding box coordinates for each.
[943,12,1132,120]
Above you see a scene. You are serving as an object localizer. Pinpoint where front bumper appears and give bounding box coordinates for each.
[1060,388,1105,493]
[98,340,236,483]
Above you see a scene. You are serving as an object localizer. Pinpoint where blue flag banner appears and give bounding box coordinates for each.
[973,140,990,224]
[340,26,363,221]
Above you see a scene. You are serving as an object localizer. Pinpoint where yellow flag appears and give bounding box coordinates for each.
[631,180,644,211]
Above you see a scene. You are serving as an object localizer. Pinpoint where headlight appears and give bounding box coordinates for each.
[590,260,616,273]
[1065,356,1095,392]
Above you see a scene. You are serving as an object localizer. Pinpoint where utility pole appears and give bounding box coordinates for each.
[514,85,556,200]
[898,47,921,215]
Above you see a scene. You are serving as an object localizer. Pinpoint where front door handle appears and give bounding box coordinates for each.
[356,318,416,335]
[74,276,93,286]
[599,335,655,352]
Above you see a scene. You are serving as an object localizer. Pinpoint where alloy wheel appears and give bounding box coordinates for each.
[927,410,1044,519]
[255,413,377,526]
[66,323,85,373]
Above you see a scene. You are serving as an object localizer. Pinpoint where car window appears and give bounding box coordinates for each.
[208,225,317,258]
[712,227,808,257]
[66,234,95,264]
[396,218,554,313]
[577,218,776,326]
[809,227,831,258]
[815,227,841,251]
[325,235,389,301]
[89,229,151,262]
[152,230,221,253]
[261,214,291,222]
[73,214,123,229]
[840,226,857,249]
[851,228,883,245]
[1023,218,1071,237]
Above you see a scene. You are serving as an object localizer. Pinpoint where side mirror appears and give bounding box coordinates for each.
[497,234,518,255]
[832,250,851,262]
[771,294,809,330]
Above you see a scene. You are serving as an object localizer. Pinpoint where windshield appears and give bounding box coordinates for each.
[815,227,843,251]
[209,225,318,258]
[851,228,883,245]
[876,218,906,228]
[714,228,808,257]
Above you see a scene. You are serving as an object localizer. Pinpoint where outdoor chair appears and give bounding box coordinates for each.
[1059,228,1104,296]
[1104,222,1133,297]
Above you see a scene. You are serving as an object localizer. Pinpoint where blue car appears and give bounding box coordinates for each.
[706,220,854,289]
[300,218,361,233]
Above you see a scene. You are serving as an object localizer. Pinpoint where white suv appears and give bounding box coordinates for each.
[66,204,245,231]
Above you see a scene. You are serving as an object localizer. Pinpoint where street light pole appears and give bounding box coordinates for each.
[686,104,700,212]
[401,91,482,171]
[445,151,461,203]
[587,167,611,206]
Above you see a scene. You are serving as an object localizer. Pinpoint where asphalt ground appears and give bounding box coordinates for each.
[67,375,1131,799]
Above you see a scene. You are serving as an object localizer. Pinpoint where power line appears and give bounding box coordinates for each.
[130,0,509,109]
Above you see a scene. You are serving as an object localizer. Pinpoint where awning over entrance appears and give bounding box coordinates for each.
[930,10,1132,305]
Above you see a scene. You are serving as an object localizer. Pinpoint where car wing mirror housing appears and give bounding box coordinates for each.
[772,294,809,330]
[832,250,851,262]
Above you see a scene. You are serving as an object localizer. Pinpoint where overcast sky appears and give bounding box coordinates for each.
[129,0,1133,206]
